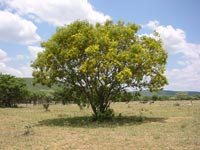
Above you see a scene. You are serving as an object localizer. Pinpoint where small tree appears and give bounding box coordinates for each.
[0,73,28,107]
[152,95,159,101]
[28,91,44,105]
[32,20,168,119]
[175,92,189,100]
[119,91,134,102]
[54,87,75,104]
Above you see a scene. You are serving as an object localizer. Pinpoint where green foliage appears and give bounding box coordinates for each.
[0,73,28,107]
[28,91,45,105]
[32,20,168,118]
[159,96,170,100]
[119,92,134,102]
[54,87,76,104]
[54,86,88,108]
[152,95,159,101]
[117,91,140,102]
[141,96,150,101]
[175,92,190,100]
[24,78,58,92]
[25,90,53,105]
[53,88,67,104]
[192,95,200,100]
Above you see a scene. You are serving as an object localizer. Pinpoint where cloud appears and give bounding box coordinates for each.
[0,49,11,62]
[166,63,200,91]
[0,49,7,60]
[0,46,43,77]
[4,0,111,26]
[145,20,160,30]
[16,54,26,61]
[0,11,41,44]
[0,62,23,77]
[0,48,33,77]
[28,46,44,59]
[19,65,33,77]
[0,62,33,77]
[0,49,22,76]
[144,20,200,91]
[0,0,110,78]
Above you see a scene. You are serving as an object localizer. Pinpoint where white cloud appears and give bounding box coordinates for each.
[0,11,41,44]
[156,26,186,54]
[4,0,111,26]
[28,46,44,59]
[0,62,23,77]
[0,48,33,77]
[0,49,24,76]
[0,62,33,78]
[16,54,26,60]
[0,49,7,60]
[144,20,200,91]
[0,62,33,77]
[145,20,160,30]
[20,65,33,77]
[165,63,200,91]
[0,49,11,62]
[0,46,43,77]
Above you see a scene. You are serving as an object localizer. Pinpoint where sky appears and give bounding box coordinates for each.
[0,0,200,91]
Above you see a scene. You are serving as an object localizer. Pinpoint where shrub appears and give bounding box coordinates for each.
[152,95,159,101]
[173,103,180,106]
[43,103,50,111]
[0,73,28,107]
[23,124,33,135]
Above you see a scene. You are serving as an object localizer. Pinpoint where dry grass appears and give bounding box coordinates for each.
[0,101,200,150]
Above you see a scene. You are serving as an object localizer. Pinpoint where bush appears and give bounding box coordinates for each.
[0,73,28,107]
[173,103,180,106]
[23,124,34,135]
[143,96,150,101]
[43,103,50,111]
[152,95,159,101]
[118,92,134,102]
[53,88,75,104]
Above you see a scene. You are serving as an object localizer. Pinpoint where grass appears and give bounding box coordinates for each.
[0,101,200,150]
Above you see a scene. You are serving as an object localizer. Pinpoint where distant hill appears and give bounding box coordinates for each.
[140,90,200,96]
[23,78,200,96]
[23,78,57,91]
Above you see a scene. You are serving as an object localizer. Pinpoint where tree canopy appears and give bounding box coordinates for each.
[0,73,28,107]
[32,20,168,118]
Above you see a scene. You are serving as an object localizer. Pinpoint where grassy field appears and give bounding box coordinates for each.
[0,101,200,150]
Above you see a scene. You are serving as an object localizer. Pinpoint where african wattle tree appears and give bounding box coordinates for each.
[32,20,168,118]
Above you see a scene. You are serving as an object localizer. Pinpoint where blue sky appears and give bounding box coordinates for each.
[0,0,200,91]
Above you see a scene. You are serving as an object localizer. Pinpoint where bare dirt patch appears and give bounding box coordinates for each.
[164,117,185,123]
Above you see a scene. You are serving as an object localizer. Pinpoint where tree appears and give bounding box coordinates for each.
[0,73,28,107]
[118,91,134,102]
[28,91,44,105]
[28,90,53,105]
[54,88,76,104]
[175,92,190,100]
[152,95,159,101]
[32,20,168,118]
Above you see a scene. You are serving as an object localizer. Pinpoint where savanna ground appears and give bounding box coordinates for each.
[0,101,200,150]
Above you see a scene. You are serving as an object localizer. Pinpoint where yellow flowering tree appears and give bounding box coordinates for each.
[32,20,167,118]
